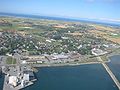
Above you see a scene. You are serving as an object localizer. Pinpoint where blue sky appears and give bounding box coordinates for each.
[0,0,120,22]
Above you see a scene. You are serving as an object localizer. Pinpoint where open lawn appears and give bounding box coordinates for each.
[6,57,16,64]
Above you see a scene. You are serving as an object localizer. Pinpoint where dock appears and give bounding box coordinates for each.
[0,67,2,76]
[3,75,16,90]
[97,57,120,90]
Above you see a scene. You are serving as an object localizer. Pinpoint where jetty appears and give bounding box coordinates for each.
[97,57,120,90]
[3,75,16,90]
[2,65,36,90]
[0,67,2,76]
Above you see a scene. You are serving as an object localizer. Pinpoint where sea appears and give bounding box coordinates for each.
[22,55,120,90]
[107,55,120,84]
[0,55,120,90]
[0,12,120,27]
[0,74,4,90]
[0,13,120,90]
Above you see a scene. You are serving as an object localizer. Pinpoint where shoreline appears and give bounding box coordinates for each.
[31,54,120,68]
[32,62,101,68]
[1,54,120,90]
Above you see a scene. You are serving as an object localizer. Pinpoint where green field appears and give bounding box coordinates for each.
[6,57,16,64]
[111,34,120,38]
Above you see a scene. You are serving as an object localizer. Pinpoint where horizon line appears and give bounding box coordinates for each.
[0,12,120,26]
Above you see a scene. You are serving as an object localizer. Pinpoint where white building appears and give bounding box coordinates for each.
[91,48,107,56]
[23,74,29,81]
[9,76,18,87]
[52,54,69,60]
[21,80,25,88]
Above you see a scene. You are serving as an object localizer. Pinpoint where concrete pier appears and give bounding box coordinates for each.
[97,57,120,90]
[102,63,120,90]
[3,75,16,90]
[0,67,2,76]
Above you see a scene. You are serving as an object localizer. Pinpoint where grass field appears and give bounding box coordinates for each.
[6,57,16,64]
[110,34,120,38]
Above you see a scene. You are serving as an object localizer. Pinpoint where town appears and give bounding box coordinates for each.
[0,16,120,90]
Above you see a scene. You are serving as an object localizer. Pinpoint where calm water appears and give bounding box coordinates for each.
[23,64,118,90]
[0,74,4,90]
[107,55,120,83]
[1,56,120,90]
[0,12,120,27]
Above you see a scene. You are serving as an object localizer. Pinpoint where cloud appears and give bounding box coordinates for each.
[85,17,120,23]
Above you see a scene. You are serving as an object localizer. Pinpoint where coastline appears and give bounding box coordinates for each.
[32,62,101,68]
[31,54,117,68]
[31,53,120,69]
[1,54,120,90]
[23,59,119,90]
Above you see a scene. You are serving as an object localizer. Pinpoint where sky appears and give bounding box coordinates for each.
[0,0,120,22]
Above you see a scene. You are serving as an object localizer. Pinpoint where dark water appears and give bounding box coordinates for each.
[23,64,118,90]
[107,55,120,83]
[0,74,4,90]
[1,56,120,90]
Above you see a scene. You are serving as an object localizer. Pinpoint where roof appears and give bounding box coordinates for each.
[9,76,18,86]
[23,71,34,77]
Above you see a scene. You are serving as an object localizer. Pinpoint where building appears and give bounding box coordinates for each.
[91,48,108,56]
[9,76,18,87]
[23,74,29,81]
[23,70,35,81]
[24,55,46,60]
[69,52,81,59]
[51,54,69,60]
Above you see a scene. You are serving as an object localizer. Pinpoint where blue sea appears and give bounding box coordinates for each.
[107,55,120,83]
[0,12,120,27]
[0,74,4,90]
[1,55,120,90]
[23,64,119,90]
[0,13,120,90]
